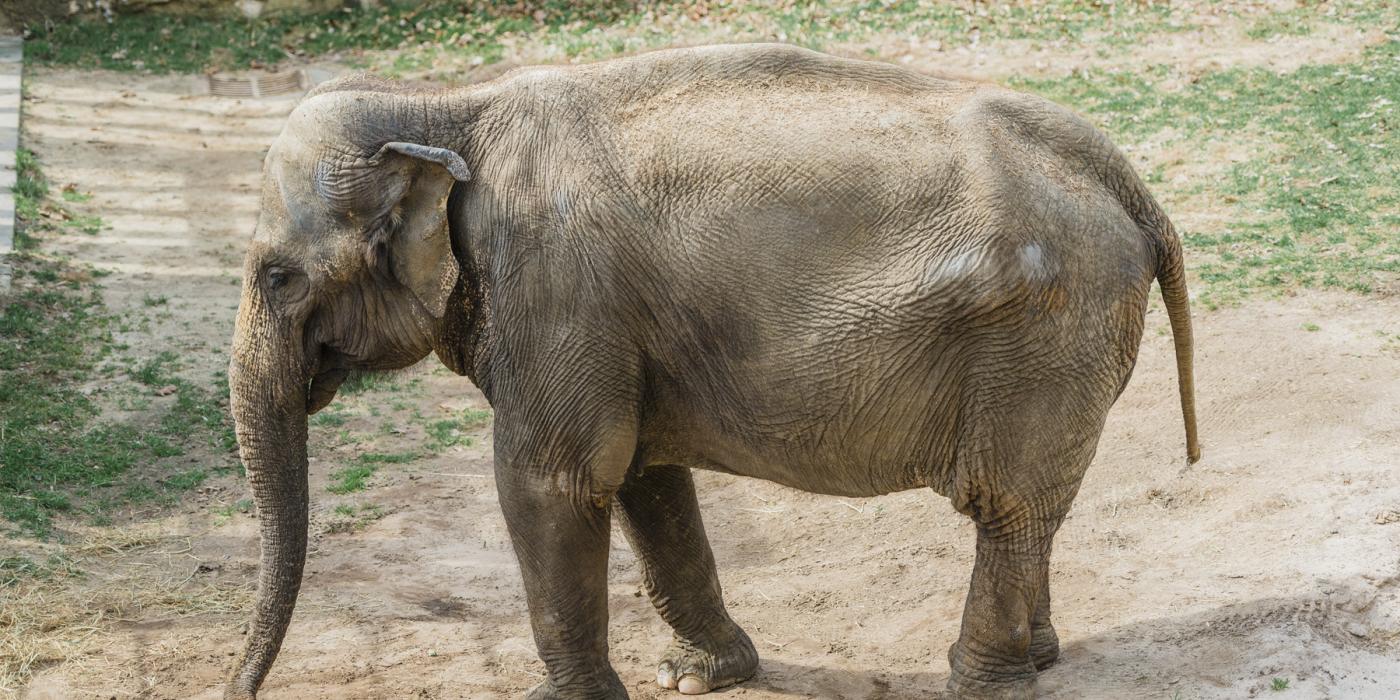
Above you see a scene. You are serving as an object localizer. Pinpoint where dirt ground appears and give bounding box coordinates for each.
[10,27,1400,700]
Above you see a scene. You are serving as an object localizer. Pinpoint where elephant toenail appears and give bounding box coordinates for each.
[657,665,677,689]
[677,674,709,695]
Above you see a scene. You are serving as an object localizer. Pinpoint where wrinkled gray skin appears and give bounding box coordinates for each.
[226,44,1200,700]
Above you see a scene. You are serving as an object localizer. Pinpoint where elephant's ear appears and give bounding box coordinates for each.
[364,142,472,319]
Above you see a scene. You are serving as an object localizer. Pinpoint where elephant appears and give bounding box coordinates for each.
[225,43,1200,700]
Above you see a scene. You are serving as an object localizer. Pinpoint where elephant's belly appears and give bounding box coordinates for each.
[637,368,962,498]
[683,448,937,498]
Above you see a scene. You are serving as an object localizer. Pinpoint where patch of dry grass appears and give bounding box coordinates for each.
[0,526,251,695]
[0,570,97,696]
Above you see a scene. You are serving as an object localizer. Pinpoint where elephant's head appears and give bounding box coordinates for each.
[224,83,472,699]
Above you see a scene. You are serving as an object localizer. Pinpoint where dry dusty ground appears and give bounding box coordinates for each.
[8,29,1400,700]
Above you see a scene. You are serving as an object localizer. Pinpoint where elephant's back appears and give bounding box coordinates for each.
[591,67,1154,328]
[487,43,1150,285]
[536,42,974,102]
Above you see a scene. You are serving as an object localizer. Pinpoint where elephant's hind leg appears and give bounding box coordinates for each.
[946,512,1059,700]
[615,465,758,695]
[1029,563,1060,670]
[945,433,1098,699]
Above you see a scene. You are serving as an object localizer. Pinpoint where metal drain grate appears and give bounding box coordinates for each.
[207,69,307,97]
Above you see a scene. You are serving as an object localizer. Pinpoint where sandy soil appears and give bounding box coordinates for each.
[10,39,1400,700]
[866,21,1391,84]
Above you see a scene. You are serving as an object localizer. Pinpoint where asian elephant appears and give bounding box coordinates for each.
[225,43,1200,700]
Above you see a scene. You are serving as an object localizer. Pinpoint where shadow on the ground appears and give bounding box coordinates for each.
[700,586,1389,699]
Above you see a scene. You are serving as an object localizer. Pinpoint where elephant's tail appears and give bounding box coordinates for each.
[1149,214,1202,464]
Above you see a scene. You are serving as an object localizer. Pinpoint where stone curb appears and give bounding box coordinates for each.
[0,34,19,295]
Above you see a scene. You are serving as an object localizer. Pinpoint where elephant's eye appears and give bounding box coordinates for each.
[263,266,308,303]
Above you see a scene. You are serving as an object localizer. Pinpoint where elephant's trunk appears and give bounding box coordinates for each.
[225,293,311,700]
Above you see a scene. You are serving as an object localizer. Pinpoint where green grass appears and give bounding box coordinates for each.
[0,272,236,536]
[0,153,237,538]
[460,408,492,429]
[358,451,418,465]
[215,498,253,518]
[1012,38,1400,307]
[60,188,91,203]
[30,1,1382,78]
[338,370,398,395]
[70,213,103,235]
[1271,677,1290,692]
[311,408,349,427]
[324,502,388,533]
[1245,10,1313,40]
[1,264,127,535]
[13,147,111,246]
[130,350,180,386]
[424,408,491,451]
[326,451,417,494]
[22,1,633,74]
[12,149,47,249]
[0,553,79,587]
[327,464,376,494]
[164,469,208,491]
[425,419,469,449]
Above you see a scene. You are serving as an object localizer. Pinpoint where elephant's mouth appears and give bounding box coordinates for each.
[303,330,436,415]
[306,367,348,414]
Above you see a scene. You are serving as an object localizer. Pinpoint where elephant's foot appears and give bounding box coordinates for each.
[526,668,628,700]
[1028,622,1060,671]
[946,641,1037,700]
[656,623,759,695]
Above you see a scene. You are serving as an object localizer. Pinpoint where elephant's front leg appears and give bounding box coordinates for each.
[498,468,627,700]
[615,466,758,695]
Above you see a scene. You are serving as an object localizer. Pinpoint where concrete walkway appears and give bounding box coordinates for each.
[0,34,19,294]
